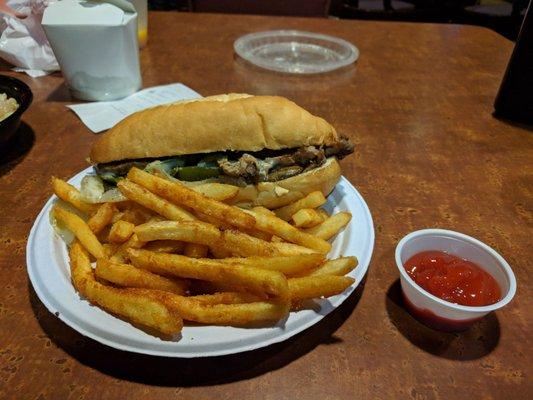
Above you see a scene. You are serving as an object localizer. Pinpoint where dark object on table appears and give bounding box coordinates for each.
[191,0,331,16]
[0,75,33,149]
[494,3,533,126]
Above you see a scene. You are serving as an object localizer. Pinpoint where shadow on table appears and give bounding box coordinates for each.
[492,114,533,132]
[29,277,365,387]
[232,54,358,93]
[46,80,73,103]
[0,121,35,177]
[386,279,500,361]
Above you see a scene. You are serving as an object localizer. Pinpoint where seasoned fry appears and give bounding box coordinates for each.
[128,249,289,298]
[135,220,286,257]
[51,177,97,214]
[248,211,331,253]
[135,220,221,244]
[191,292,263,305]
[195,211,272,241]
[108,220,135,243]
[69,242,182,335]
[118,179,195,221]
[221,229,299,257]
[252,206,276,216]
[218,254,324,276]
[151,170,239,202]
[291,208,323,228]
[102,243,119,258]
[52,206,104,259]
[309,257,358,276]
[317,208,330,221]
[270,241,318,255]
[111,233,146,263]
[209,245,232,259]
[118,207,153,225]
[143,240,185,254]
[192,183,239,202]
[139,289,289,325]
[128,168,255,231]
[183,243,209,258]
[274,191,327,221]
[288,275,354,300]
[111,211,125,224]
[87,203,116,234]
[305,212,352,240]
[95,258,188,295]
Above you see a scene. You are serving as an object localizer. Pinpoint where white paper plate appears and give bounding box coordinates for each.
[27,167,374,357]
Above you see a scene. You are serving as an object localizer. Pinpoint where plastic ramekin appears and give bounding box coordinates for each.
[395,229,517,331]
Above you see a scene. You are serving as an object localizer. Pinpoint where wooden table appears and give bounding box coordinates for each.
[1,11,531,400]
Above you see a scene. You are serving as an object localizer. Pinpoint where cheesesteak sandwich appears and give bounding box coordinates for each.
[88,94,354,208]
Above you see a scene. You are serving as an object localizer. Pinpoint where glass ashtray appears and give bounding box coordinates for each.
[234,30,359,74]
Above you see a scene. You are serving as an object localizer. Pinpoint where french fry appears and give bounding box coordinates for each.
[128,248,289,298]
[288,275,354,300]
[151,170,239,202]
[108,220,135,243]
[317,208,330,221]
[117,179,195,221]
[218,254,324,276]
[118,207,153,225]
[209,245,232,259]
[135,220,285,257]
[139,289,290,326]
[247,211,331,253]
[183,243,209,258]
[309,257,358,276]
[111,211,125,224]
[274,191,327,221]
[252,206,276,216]
[111,233,146,263]
[102,243,120,258]
[51,177,97,214]
[191,292,263,305]
[192,183,239,202]
[143,240,185,254]
[52,206,104,259]
[128,168,256,231]
[253,188,304,209]
[95,258,188,295]
[135,220,221,244]
[87,203,116,234]
[69,242,182,335]
[221,229,306,257]
[195,211,272,242]
[305,212,352,240]
[270,241,318,255]
[131,169,308,248]
[291,208,323,228]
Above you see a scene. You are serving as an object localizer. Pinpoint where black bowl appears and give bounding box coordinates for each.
[0,75,33,149]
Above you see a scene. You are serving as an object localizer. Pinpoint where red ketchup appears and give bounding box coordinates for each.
[405,251,501,307]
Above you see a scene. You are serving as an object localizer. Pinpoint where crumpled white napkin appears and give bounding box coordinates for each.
[0,0,59,76]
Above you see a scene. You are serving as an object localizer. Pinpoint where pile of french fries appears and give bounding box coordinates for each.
[50,167,357,336]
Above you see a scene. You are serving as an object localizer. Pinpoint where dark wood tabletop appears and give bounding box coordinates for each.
[0,11,531,400]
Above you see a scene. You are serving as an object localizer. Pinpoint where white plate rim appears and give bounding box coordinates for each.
[26,168,374,357]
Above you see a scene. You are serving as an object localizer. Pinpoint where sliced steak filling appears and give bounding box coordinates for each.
[96,135,354,184]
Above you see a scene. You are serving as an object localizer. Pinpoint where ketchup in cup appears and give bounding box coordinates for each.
[396,229,516,332]
[404,251,501,307]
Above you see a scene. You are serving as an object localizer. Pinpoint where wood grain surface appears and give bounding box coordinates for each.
[0,11,531,400]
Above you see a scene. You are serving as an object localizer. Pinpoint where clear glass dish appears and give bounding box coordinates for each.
[234,30,359,74]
